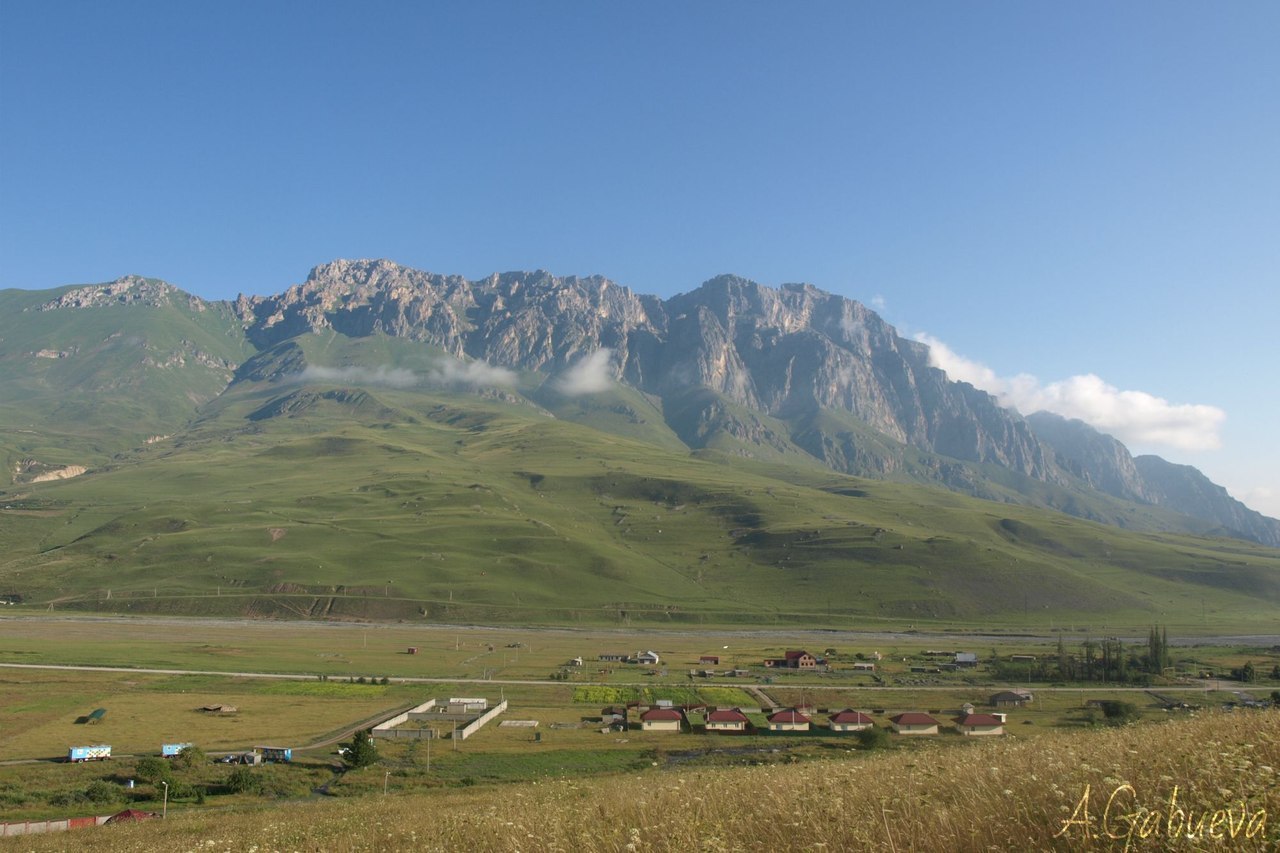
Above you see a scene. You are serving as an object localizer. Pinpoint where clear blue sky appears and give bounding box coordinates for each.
[2,2,1277,516]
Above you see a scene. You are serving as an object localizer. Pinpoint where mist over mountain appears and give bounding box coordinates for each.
[5,259,1277,549]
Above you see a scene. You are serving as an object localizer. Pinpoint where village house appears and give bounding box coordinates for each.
[698,655,720,666]
[955,712,1006,736]
[889,712,940,735]
[851,662,876,672]
[764,650,818,669]
[639,707,683,732]
[954,652,979,668]
[989,690,1030,708]
[827,709,874,732]
[767,708,811,732]
[704,708,750,733]
[598,653,629,663]
[635,650,661,665]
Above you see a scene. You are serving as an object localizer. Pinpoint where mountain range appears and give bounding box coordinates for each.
[1,260,1276,625]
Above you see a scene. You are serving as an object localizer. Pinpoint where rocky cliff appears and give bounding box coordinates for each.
[234,261,1058,482]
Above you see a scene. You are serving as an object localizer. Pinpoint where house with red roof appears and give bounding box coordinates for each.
[639,707,683,732]
[767,708,811,732]
[889,712,940,735]
[954,712,1005,736]
[827,709,875,732]
[704,708,750,733]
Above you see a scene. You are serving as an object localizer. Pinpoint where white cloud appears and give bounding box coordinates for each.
[555,349,614,396]
[914,333,1226,452]
[870,294,887,313]
[1230,485,1280,520]
[429,356,518,388]
[298,365,418,388]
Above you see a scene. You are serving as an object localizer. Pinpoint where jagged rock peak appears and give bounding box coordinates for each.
[36,275,196,311]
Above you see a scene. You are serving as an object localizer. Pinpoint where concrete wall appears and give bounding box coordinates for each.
[373,699,436,739]
[2,816,110,836]
[457,700,508,740]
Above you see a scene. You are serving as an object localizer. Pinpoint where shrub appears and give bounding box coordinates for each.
[84,780,124,804]
[48,790,89,807]
[1097,700,1140,725]
[134,756,173,784]
[226,767,261,794]
[854,726,890,750]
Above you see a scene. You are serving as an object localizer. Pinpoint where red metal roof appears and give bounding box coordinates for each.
[768,709,811,724]
[828,710,873,725]
[890,712,939,726]
[955,713,1004,727]
[640,708,683,721]
[706,708,749,723]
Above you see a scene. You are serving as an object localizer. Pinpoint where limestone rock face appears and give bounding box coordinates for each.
[235,261,1057,480]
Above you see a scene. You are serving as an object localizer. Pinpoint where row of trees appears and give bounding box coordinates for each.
[992,626,1177,685]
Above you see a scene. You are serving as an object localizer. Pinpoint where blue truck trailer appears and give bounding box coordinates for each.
[67,745,111,762]
[161,742,194,757]
[256,746,291,763]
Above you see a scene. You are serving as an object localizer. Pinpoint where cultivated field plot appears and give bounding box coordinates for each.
[0,670,414,761]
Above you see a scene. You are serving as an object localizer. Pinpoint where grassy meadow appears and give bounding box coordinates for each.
[3,367,1279,632]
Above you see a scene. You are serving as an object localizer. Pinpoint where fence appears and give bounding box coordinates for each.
[2,816,109,836]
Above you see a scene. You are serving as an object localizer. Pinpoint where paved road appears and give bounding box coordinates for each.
[0,661,1243,692]
[5,613,1279,647]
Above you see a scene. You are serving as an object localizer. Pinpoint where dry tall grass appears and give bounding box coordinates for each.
[7,710,1276,851]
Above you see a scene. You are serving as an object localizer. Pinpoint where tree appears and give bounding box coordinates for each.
[1241,661,1257,683]
[134,756,172,784]
[172,744,206,771]
[343,728,379,768]
[1098,700,1139,725]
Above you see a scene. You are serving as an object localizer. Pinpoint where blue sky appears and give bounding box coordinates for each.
[2,2,1277,516]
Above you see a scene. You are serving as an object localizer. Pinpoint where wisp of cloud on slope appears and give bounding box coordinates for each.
[298,365,418,388]
[555,349,614,395]
[914,333,1225,452]
[429,356,517,388]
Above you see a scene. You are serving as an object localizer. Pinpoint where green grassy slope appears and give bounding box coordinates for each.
[2,374,1277,630]
[0,284,250,482]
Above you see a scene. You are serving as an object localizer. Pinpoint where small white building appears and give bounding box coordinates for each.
[889,712,940,735]
[828,710,874,732]
[640,708,682,732]
[635,650,661,665]
[767,709,811,732]
[705,708,750,733]
[955,712,1005,736]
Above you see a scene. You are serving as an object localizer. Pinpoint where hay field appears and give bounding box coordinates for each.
[6,709,1275,851]
[0,670,412,761]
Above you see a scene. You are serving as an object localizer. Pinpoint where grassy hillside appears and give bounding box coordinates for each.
[2,371,1278,629]
[0,283,249,483]
[9,710,1277,851]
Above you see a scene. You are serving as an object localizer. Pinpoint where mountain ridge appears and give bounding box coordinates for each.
[4,259,1276,550]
